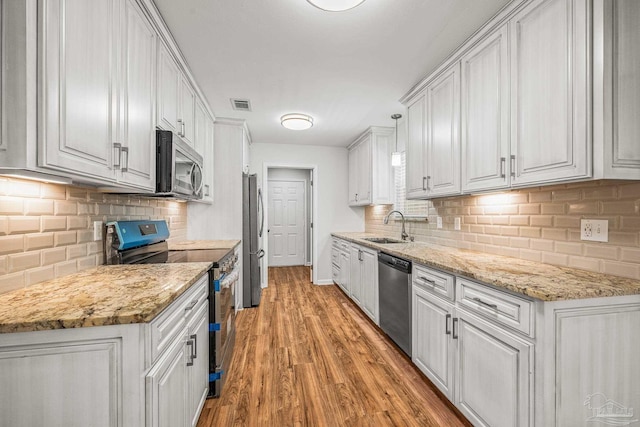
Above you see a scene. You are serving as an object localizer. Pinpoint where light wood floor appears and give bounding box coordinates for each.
[197,266,470,427]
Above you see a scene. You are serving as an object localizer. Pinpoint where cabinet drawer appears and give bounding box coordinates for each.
[412,264,455,301]
[331,248,340,267]
[456,278,533,337]
[332,264,340,284]
[150,274,209,363]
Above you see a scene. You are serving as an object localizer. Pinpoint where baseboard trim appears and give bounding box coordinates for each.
[315,279,335,286]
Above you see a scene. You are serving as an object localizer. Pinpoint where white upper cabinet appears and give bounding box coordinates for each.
[425,63,461,197]
[40,0,118,182]
[39,0,155,190]
[348,126,394,206]
[406,95,429,199]
[179,76,196,147]
[509,0,590,186]
[461,24,510,192]
[156,42,181,134]
[120,0,156,190]
[194,98,207,158]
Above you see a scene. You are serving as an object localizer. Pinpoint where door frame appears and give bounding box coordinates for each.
[262,163,318,287]
[266,178,308,267]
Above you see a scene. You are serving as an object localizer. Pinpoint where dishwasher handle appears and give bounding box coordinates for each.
[378,252,411,274]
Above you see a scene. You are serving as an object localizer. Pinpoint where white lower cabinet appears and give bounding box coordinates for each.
[455,309,532,427]
[0,274,209,427]
[333,238,378,324]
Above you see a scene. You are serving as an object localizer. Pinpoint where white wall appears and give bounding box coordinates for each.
[250,143,364,284]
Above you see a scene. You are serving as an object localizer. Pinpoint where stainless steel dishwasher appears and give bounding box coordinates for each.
[378,251,412,357]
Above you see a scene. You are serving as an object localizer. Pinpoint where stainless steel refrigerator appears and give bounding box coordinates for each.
[242,173,264,307]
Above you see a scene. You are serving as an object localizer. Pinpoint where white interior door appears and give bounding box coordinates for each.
[268,180,306,267]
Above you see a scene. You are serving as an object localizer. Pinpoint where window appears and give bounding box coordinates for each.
[393,152,429,216]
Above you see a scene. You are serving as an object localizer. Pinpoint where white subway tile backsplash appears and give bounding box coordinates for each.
[366,180,640,280]
[8,216,40,234]
[0,235,24,254]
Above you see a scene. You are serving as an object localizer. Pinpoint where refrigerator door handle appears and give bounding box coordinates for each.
[258,188,264,238]
[255,249,265,259]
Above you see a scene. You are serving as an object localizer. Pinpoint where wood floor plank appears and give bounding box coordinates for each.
[197,266,471,427]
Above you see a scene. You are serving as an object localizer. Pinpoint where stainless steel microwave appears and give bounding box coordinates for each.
[156,129,203,200]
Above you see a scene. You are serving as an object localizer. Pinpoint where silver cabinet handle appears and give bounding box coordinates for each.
[422,176,427,190]
[121,147,129,172]
[500,157,506,178]
[177,119,185,137]
[186,339,194,366]
[181,120,186,137]
[419,276,436,286]
[355,193,358,202]
[113,143,122,169]
[472,297,498,310]
[510,155,516,178]
[426,176,431,190]
[445,314,451,335]
[184,300,198,312]
[452,318,459,339]
[190,334,197,359]
[204,184,210,197]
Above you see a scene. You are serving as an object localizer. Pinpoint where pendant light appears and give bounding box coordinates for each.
[307,0,366,12]
[391,114,402,167]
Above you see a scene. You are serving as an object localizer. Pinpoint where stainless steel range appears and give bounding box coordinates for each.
[104,220,238,398]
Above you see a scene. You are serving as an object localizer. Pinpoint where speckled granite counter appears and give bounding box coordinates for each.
[168,240,240,251]
[332,232,640,302]
[0,263,211,334]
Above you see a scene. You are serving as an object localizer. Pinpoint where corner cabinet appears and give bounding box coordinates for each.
[39,0,156,191]
[348,127,394,206]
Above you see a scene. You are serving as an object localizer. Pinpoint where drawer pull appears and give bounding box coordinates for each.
[190,334,197,359]
[445,314,451,335]
[452,318,458,339]
[472,297,498,310]
[186,339,194,366]
[185,300,198,312]
[419,276,436,286]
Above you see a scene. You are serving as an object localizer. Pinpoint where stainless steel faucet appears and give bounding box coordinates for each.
[383,210,409,241]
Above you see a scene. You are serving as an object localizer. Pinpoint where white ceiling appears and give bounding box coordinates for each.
[153,0,512,147]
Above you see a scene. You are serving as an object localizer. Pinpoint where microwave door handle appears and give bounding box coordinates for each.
[194,163,204,196]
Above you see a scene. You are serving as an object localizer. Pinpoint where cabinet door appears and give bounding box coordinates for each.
[406,95,428,199]
[510,0,590,186]
[157,42,180,133]
[412,286,455,400]
[339,252,350,294]
[187,302,209,427]
[194,98,207,158]
[201,115,214,203]
[426,63,461,197]
[607,0,640,178]
[371,131,394,204]
[357,138,372,205]
[179,76,196,146]
[147,335,188,427]
[349,245,363,305]
[461,24,510,192]
[40,0,117,181]
[455,309,532,427]
[360,248,378,324]
[348,147,358,205]
[120,0,156,190]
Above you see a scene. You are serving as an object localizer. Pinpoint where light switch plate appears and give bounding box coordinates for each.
[93,221,103,241]
[454,217,461,230]
[580,219,608,242]
[437,216,443,229]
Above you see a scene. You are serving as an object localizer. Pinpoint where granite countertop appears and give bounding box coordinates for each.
[332,232,640,302]
[0,263,211,334]
[168,239,241,251]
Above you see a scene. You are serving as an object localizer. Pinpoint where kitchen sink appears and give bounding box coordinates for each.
[363,237,405,244]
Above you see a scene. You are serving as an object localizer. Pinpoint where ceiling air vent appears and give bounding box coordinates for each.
[231,98,251,111]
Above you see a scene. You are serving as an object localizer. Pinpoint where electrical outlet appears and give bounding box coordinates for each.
[454,217,461,231]
[437,216,443,229]
[580,219,608,242]
[93,221,103,241]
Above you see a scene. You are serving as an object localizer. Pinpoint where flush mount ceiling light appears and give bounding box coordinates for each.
[281,113,314,130]
[307,0,366,12]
